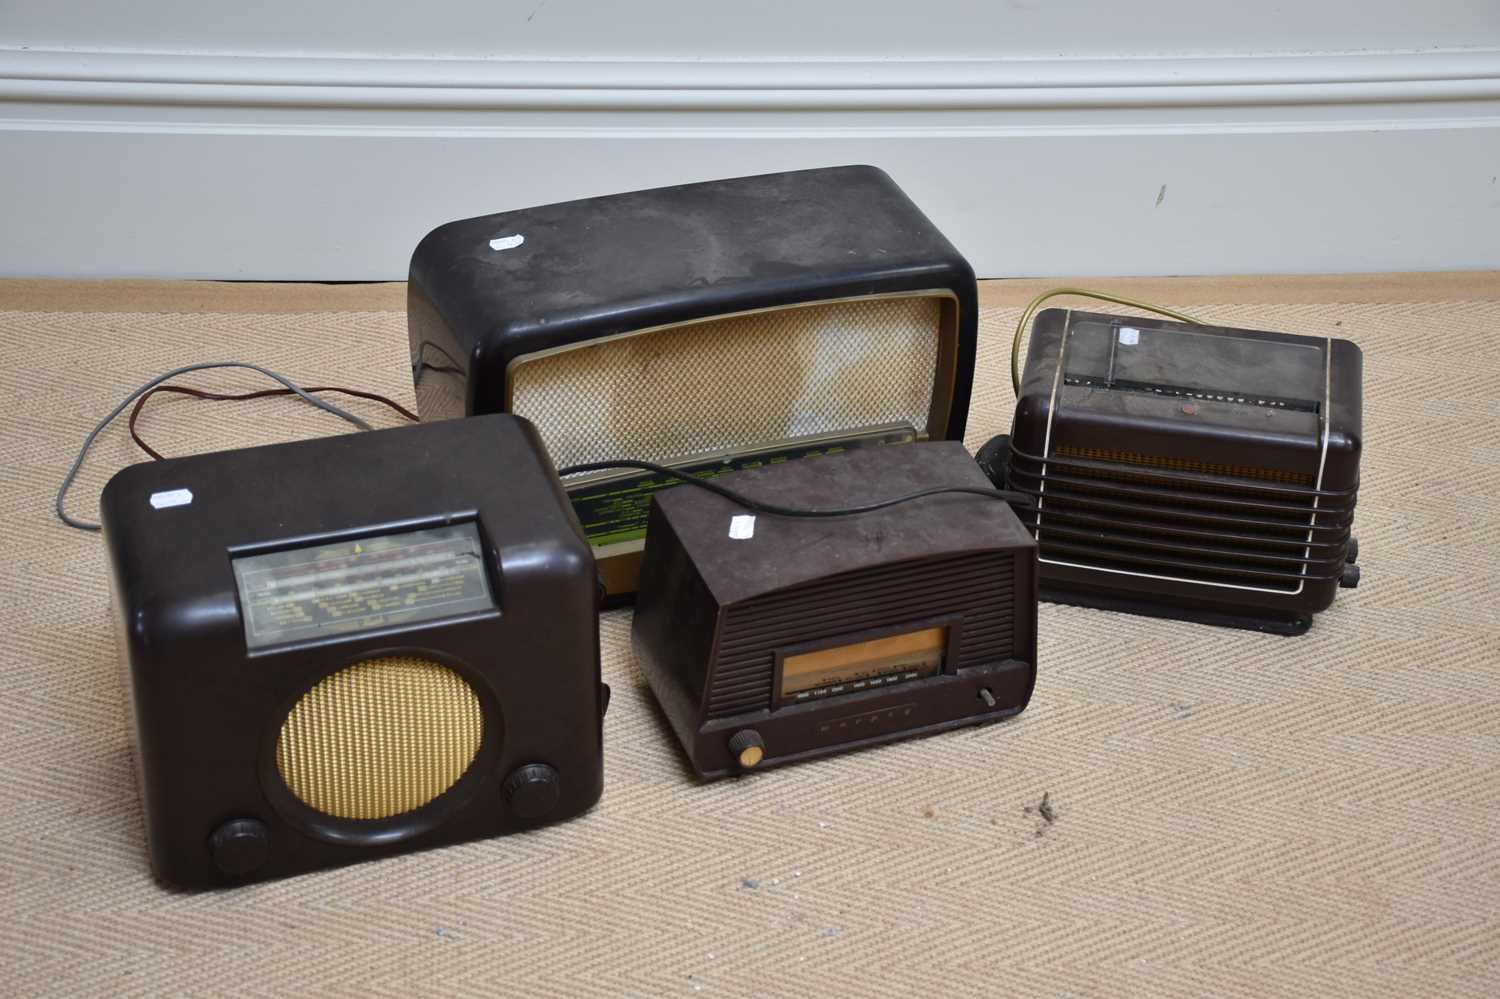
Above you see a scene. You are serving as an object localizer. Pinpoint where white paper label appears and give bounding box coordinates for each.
[1118,327,1140,346]
[149,488,193,510]
[488,233,525,251]
[728,514,756,540]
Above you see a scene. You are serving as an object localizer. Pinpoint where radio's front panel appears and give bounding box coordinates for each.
[689,549,1036,779]
[101,416,605,888]
[699,658,1032,778]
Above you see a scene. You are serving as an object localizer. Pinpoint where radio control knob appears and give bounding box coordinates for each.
[504,763,561,819]
[728,729,765,770]
[208,818,270,878]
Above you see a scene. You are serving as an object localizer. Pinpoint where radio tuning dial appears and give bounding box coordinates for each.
[727,730,765,770]
[504,763,561,819]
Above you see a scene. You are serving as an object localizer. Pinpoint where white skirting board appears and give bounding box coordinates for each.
[2,48,1498,280]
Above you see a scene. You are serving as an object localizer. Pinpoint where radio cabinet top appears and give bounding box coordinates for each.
[407,164,978,434]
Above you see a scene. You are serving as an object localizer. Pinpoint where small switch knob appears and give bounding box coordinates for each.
[976,435,1011,490]
[208,818,270,878]
[727,730,765,770]
[504,763,561,820]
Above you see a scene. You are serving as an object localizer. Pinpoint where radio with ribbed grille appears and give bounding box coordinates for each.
[101,415,606,888]
[408,165,978,601]
[989,308,1363,635]
[632,443,1037,779]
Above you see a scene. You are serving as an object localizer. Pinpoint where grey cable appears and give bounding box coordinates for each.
[56,361,374,532]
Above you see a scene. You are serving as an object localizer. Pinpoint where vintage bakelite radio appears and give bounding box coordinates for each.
[100,415,605,888]
[632,442,1037,779]
[987,309,1363,635]
[408,165,977,600]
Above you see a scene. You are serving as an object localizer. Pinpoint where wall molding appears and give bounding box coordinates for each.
[4,47,1500,112]
[2,46,1498,279]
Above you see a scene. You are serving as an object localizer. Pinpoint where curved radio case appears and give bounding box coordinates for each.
[101,415,605,888]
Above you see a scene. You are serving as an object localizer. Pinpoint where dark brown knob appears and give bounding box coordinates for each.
[208,818,269,878]
[504,763,561,819]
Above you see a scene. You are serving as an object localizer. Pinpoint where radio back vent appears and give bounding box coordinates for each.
[706,552,1015,718]
[1007,446,1354,593]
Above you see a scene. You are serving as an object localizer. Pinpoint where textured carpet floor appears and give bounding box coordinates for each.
[0,274,1496,997]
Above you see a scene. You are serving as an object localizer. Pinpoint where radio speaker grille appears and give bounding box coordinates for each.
[509,295,944,470]
[1007,446,1354,594]
[276,655,484,820]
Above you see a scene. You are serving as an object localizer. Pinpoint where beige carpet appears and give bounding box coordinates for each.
[1,274,1497,997]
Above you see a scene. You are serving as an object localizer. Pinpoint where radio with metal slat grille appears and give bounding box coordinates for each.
[987,309,1363,634]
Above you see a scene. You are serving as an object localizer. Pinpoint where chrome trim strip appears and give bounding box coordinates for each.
[1293,336,1335,594]
[1040,556,1308,595]
[1034,308,1072,539]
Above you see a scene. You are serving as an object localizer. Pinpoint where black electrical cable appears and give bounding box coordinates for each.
[59,363,1030,533]
[556,459,1033,518]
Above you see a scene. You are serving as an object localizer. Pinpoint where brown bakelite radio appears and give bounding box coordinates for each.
[987,309,1364,635]
[632,443,1038,778]
[101,416,605,888]
[408,165,978,600]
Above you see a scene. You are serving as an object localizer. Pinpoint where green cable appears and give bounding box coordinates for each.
[1011,288,1205,394]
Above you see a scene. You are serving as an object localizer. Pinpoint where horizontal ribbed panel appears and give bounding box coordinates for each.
[1008,445,1355,593]
[1054,445,1315,486]
[706,552,1016,718]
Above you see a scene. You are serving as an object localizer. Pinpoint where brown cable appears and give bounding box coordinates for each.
[129,384,418,460]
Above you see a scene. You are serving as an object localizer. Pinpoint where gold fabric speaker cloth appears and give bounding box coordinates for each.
[276,656,484,821]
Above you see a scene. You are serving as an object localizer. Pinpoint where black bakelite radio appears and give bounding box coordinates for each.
[985,309,1363,635]
[408,164,978,600]
[100,415,605,888]
[632,442,1037,779]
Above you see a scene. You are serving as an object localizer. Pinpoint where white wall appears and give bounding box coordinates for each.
[5,1,1497,60]
[2,1,1498,279]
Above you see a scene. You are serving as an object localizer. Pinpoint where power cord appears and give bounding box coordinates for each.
[59,368,1036,533]
[56,362,376,531]
[557,459,1032,518]
[128,383,417,460]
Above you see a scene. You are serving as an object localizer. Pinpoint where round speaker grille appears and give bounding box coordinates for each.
[276,655,484,820]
